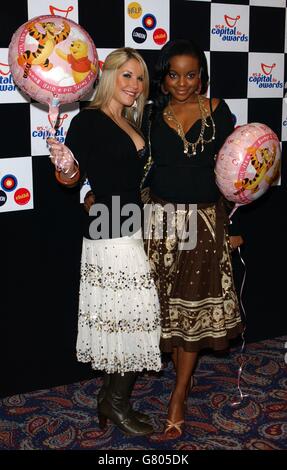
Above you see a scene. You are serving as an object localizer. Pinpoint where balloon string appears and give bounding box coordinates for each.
[47,98,60,140]
[48,108,59,137]
[231,246,249,406]
[229,203,239,220]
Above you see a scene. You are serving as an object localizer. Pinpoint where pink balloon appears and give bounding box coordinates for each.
[215,123,281,205]
[8,15,98,107]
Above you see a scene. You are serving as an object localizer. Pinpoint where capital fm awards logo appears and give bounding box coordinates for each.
[0,157,33,213]
[30,103,79,156]
[0,49,30,104]
[125,0,169,49]
[248,53,284,98]
[210,4,249,52]
[27,0,78,22]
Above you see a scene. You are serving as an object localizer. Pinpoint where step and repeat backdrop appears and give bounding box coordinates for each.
[1,0,287,395]
[1,0,286,213]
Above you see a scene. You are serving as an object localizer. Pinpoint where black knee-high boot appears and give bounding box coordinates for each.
[98,372,153,435]
[97,372,151,424]
[97,372,110,404]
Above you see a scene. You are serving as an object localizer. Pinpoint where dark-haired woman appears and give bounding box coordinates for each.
[142,39,243,438]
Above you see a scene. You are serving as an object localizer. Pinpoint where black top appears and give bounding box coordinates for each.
[65,108,146,239]
[148,100,234,204]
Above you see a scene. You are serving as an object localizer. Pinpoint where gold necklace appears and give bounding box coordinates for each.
[163,94,216,157]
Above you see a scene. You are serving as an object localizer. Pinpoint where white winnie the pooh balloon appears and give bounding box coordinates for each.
[215,123,281,206]
[8,15,98,130]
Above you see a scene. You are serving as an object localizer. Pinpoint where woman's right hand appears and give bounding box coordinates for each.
[84,190,96,213]
[47,137,76,176]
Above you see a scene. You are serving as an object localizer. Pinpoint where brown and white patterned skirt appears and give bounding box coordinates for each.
[142,189,243,353]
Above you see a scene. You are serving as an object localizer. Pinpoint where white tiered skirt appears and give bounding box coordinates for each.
[76,230,162,375]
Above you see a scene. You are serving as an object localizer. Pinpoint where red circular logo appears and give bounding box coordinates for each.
[142,13,157,30]
[3,177,15,190]
[1,174,18,192]
[153,28,167,45]
[14,188,31,205]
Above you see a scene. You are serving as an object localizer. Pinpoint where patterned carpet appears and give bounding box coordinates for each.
[1,336,286,450]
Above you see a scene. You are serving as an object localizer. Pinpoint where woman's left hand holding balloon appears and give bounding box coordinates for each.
[47,138,76,175]
[229,235,244,251]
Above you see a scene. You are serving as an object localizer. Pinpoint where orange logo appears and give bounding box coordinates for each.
[224,15,240,27]
[57,113,68,127]
[48,112,68,128]
[261,63,276,76]
[49,5,74,18]
[0,62,10,76]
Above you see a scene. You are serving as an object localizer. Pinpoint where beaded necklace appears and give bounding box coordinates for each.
[163,94,216,157]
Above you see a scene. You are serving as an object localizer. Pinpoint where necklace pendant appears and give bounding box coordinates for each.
[168,98,216,159]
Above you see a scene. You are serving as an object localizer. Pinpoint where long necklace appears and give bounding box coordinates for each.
[163,94,216,157]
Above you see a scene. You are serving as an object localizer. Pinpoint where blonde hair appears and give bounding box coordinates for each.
[90,48,149,127]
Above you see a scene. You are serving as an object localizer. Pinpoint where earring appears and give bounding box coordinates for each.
[196,78,202,95]
[161,84,169,95]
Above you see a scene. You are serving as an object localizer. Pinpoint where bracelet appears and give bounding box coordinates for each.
[55,168,80,186]
[61,159,79,179]
[68,167,79,178]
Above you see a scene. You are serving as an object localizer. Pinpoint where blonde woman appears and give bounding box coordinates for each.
[48,48,161,436]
